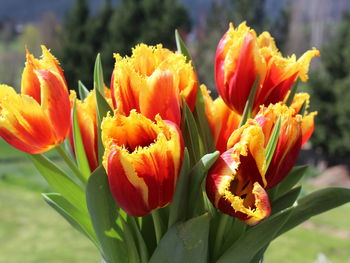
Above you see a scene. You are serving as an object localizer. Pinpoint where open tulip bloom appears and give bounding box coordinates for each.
[1,23,349,263]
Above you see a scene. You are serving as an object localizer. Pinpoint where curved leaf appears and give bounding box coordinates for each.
[43,193,98,247]
[28,153,87,212]
[278,187,350,236]
[86,166,127,263]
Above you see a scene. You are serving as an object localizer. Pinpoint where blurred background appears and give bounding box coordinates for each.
[0,0,349,262]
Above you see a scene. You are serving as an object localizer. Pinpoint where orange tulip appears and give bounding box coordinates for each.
[215,22,319,115]
[102,110,184,217]
[201,85,241,152]
[206,120,271,225]
[69,90,98,171]
[110,44,198,125]
[0,46,70,153]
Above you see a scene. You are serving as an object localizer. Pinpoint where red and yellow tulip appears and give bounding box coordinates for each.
[110,44,198,125]
[102,110,184,217]
[206,103,308,224]
[201,85,241,152]
[215,22,319,115]
[206,120,271,225]
[69,90,98,171]
[253,103,303,189]
[0,46,70,153]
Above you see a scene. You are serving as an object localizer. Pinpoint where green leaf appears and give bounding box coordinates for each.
[168,149,190,227]
[86,166,127,263]
[285,79,299,106]
[72,100,91,177]
[239,75,259,127]
[28,154,87,212]
[94,53,105,96]
[93,53,113,165]
[217,208,292,263]
[272,186,301,215]
[276,165,308,198]
[277,187,350,236]
[220,218,247,256]
[265,116,281,169]
[150,213,210,263]
[193,88,216,153]
[187,151,219,217]
[175,29,192,63]
[181,99,203,165]
[139,214,157,254]
[42,193,98,247]
[299,100,307,116]
[118,215,141,263]
[78,80,90,100]
[95,87,113,124]
[128,217,149,263]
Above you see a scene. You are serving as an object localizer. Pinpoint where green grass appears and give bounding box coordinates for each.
[0,139,349,262]
[0,182,99,263]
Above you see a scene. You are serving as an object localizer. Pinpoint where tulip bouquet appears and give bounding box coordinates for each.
[1,22,350,263]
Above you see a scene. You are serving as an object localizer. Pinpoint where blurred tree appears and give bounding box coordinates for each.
[60,0,93,90]
[271,2,291,53]
[88,0,114,82]
[227,0,268,34]
[60,0,191,90]
[104,0,191,71]
[19,24,41,55]
[39,12,62,52]
[308,11,350,165]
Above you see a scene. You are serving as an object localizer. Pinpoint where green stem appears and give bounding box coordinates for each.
[152,210,163,244]
[213,214,230,259]
[56,144,87,185]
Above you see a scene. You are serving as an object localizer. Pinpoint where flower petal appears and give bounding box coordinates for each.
[0,85,56,153]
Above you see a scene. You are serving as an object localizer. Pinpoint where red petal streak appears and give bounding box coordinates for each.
[141,70,181,125]
[37,70,70,142]
[107,148,150,217]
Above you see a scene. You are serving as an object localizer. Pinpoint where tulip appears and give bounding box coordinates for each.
[110,44,198,125]
[206,120,271,225]
[69,90,98,171]
[207,103,309,224]
[102,110,184,217]
[201,85,241,152]
[0,46,70,153]
[249,103,303,189]
[215,22,320,115]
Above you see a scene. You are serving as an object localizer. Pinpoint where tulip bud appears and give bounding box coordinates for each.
[0,46,70,153]
[69,90,98,172]
[102,110,184,217]
[215,22,319,115]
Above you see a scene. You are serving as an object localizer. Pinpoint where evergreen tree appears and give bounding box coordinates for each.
[89,0,114,82]
[308,12,350,165]
[104,0,191,62]
[60,0,93,90]
[227,0,268,34]
[60,0,191,88]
